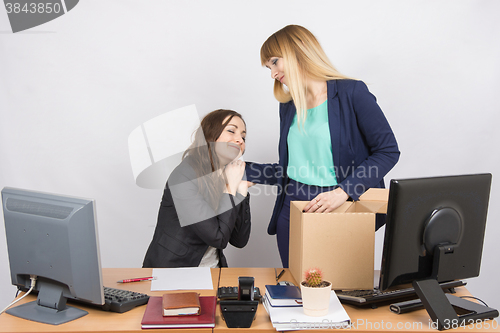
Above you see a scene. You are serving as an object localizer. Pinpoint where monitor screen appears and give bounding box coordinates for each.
[379,173,492,291]
[378,173,498,329]
[2,187,104,325]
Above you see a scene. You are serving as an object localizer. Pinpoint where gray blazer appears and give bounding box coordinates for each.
[143,156,251,268]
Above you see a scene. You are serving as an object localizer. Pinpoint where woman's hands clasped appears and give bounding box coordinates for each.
[224,160,248,196]
[303,187,349,213]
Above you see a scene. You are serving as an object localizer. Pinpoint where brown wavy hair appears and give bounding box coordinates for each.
[183,109,245,209]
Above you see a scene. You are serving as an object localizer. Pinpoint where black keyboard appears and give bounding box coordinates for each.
[19,285,150,313]
[336,280,466,306]
[93,287,150,313]
[217,286,262,300]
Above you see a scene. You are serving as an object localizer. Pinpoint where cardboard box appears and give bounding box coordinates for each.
[289,188,389,290]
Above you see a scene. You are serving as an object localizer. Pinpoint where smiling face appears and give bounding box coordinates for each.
[214,116,246,166]
[264,57,286,86]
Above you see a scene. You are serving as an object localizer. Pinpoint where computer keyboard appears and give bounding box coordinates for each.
[94,287,150,313]
[336,280,466,307]
[19,285,150,313]
[217,286,262,300]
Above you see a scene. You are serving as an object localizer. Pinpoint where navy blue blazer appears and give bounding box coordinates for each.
[246,79,400,235]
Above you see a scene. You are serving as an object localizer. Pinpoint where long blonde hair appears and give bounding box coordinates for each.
[260,25,351,125]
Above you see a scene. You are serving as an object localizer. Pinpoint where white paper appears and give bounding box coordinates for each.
[263,291,351,330]
[150,267,214,291]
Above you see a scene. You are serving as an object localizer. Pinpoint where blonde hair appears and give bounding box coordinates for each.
[260,25,351,125]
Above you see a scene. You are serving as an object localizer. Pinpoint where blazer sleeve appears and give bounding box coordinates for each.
[245,162,284,185]
[228,193,251,248]
[338,81,400,200]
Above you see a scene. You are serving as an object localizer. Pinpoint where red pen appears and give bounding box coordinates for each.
[117,276,156,283]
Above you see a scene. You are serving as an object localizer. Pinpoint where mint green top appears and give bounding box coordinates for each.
[287,101,338,186]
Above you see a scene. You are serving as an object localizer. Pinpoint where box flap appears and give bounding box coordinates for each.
[358,188,389,202]
[332,201,353,213]
[291,201,308,212]
[355,201,388,214]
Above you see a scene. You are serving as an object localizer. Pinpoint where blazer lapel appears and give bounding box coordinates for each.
[327,80,341,173]
[278,103,295,180]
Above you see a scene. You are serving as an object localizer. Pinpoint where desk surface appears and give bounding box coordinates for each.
[0,268,219,333]
[0,268,498,333]
[217,268,499,333]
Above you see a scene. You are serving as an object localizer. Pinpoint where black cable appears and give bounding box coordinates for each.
[460,295,489,307]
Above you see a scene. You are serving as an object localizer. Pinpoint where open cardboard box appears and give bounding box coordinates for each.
[289,188,389,290]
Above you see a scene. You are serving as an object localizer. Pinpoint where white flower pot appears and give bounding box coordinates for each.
[300,281,331,317]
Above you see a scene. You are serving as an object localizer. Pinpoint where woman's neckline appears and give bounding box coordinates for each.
[308,99,327,111]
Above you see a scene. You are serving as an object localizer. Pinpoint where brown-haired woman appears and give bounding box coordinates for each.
[143,109,251,268]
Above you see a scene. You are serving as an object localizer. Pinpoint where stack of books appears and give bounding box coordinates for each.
[141,292,216,329]
[263,285,351,331]
[264,285,302,307]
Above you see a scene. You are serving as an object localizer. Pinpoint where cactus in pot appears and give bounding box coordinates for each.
[300,268,331,316]
[303,268,325,287]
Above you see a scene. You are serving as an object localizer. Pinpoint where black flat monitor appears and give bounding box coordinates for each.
[2,187,104,325]
[379,173,498,330]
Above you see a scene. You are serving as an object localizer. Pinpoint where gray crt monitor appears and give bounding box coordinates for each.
[2,187,104,325]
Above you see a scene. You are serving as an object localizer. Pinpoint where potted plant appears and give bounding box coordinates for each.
[300,268,332,316]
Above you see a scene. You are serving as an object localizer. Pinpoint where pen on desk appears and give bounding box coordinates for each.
[117,276,156,283]
[276,269,285,281]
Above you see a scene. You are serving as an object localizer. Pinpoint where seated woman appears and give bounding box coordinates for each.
[142,109,251,268]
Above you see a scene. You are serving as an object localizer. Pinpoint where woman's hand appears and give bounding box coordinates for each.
[236,180,256,197]
[303,187,349,213]
[236,181,248,196]
[224,160,246,196]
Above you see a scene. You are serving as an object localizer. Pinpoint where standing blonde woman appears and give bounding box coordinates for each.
[246,25,400,268]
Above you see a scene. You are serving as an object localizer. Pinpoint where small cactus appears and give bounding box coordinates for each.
[304,268,323,287]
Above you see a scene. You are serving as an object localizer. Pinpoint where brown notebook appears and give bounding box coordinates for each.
[162,292,201,316]
[142,296,216,328]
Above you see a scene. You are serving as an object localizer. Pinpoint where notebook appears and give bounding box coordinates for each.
[265,285,302,307]
[162,292,200,316]
[141,296,216,329]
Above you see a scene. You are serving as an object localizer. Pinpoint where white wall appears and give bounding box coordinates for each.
[1,0,499,316]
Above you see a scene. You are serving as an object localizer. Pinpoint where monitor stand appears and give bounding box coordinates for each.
[413,279,499,331]
[6,283,88,325]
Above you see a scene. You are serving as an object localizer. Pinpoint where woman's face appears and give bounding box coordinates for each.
[265,57,286,86]
[214,116,246,165]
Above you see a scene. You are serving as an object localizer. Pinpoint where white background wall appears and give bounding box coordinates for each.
[1,0,499,317]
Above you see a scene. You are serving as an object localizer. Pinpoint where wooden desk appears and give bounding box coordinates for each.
[1,268,498,333]
[0,268,219,333]
[216,268,500,333]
